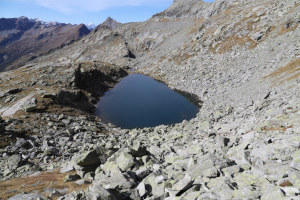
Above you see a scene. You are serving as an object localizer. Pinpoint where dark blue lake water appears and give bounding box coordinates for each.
[95,73,199,129]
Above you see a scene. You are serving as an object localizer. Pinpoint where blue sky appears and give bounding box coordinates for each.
[0,0,215,25]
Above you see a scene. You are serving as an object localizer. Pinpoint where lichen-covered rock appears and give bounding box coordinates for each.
[8,193,47,200]
[6,154,22,170]
[72,150,102,167]
[115,152,135,171]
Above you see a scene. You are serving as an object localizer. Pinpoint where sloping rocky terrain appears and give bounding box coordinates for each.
[0,0,300,199]
[0,17,90,72]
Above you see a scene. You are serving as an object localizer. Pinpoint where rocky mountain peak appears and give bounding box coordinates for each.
[77,24,91,37]
[99,17,121,30]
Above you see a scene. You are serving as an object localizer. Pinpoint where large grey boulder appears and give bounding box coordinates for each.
[6,154,23,170]
[1,93,36,117]
[115,152,135,171]
[170,174,194,196]
[8,193,47,200]
[261,185,285,200]
[72,149,104,167]
[87,182,119,200]
[97,164,134,190]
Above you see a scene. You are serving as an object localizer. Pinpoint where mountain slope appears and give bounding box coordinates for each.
[0,0,300,199]
[0,17,90,71]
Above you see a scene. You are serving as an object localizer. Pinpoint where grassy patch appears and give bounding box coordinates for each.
[264,58,300,85]
[278,22,299,35]
[0,170,90,199]
[260,125,293,132]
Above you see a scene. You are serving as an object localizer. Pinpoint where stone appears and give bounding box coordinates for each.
[8,193,47,200]
[97,164,134,190]
[87,182,119,200]
[135,166,152,180]
[202,167,219,178]
[187,144,202,155]
[251,31,264,41]
[21,98,37,112]
[0,1,300,200]
[116,152,135,171]
[171,174,193,195]
[155,175,165,184]
[43,146,58,156]
[60,163,75,173]
[183,191,201,200]
[137,181,146,197]
[131,145,149,157]
[290,156,300,171]
[165,153,185,164]
[281,187,299,197]
[1,93,36,117]
[72,150,101,167]
[222,165,240,177]
[6,154,22,170]
[64,174,81,182]
[227,143,251,166]
[145,174,166,197]
[75,179,89,185]
[261,185,285,200]
[233,171,270,189]
[198,120,212,132]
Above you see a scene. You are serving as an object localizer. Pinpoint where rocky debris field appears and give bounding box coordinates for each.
[0,0,300,199]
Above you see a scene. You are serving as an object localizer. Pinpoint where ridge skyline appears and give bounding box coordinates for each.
[0,0,215,25]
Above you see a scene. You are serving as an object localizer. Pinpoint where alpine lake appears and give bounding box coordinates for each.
[95,73,200,129]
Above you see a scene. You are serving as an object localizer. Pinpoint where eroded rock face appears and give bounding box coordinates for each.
[74,62,128,96]
[0,61,127,118]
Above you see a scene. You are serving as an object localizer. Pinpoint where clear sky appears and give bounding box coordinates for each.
[0,0,215,25]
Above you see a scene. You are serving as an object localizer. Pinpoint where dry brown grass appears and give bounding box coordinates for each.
[159,56,167,62]
[212,35,257,54]
[171,53,194,65]
[158,18,180,23]
[279,180,293,187]
[278,22,299,35]
[264,58,300,85]
[0,170,90,199]
[209,15,275,54]
[260,125,293,132]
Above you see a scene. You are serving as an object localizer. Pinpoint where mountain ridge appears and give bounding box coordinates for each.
[0,0,299,199]
[0,16,90,72]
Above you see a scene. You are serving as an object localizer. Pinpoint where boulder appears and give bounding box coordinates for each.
[87,182,119,200]
[64,174,81,182]
[43,146,58,156]
[116,152,135,171]
[6,154,22,170]
[1,93,36,117]
[171,174,193,196]
[72,149,102,167]
[261,185,285,200]
[8,193,47,200]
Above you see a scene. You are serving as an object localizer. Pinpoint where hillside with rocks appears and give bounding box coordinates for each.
[0,17,90,72]
[0,0,299,199]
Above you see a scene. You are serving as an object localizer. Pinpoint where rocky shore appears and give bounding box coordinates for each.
[0,0,299,199]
